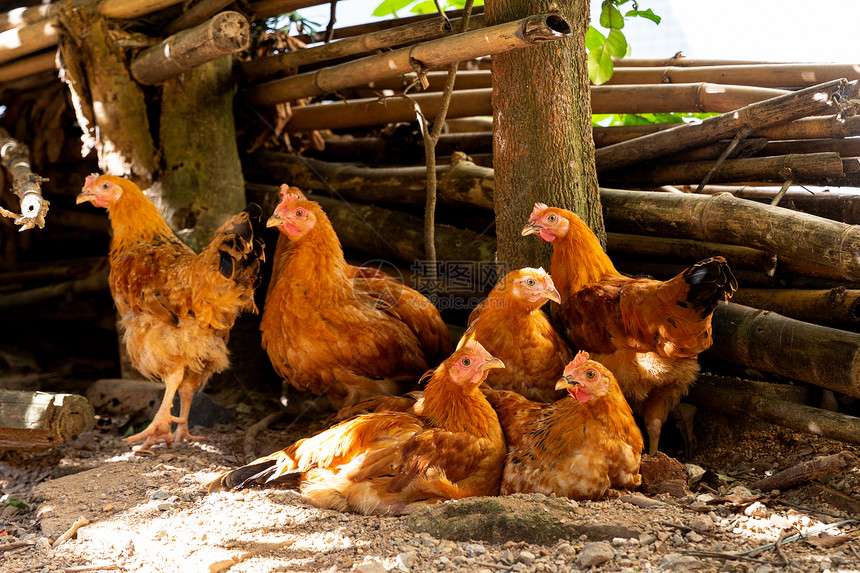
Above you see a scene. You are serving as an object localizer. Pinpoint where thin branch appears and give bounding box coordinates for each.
[694,125,753,192]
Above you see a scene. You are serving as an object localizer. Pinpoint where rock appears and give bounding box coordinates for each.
[728,485,753,498]
[660,554,706,570]
[518,550,536,565]
[689,516,715,533]
[355,560,386,573]
[464,543,486,556]
[685,464,706,485]
[640,452,687,493]
[578,542,614,568]
[639,533,658,545]
[744,501,768,518]
[685,531,704,543]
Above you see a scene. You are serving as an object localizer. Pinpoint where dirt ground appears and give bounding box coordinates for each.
[2,407,860,573]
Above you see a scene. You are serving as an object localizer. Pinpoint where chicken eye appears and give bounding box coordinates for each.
[585,370,596,379]
[294,209,304,217]
[526,278,536,287]
[460,357,471,367]
[100,183,110,190]
[547,214,557,223]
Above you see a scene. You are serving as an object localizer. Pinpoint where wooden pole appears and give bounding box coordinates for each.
[708,302,860,399]
[595,79,860,172]
[0,389,95,451]
[240,14,486,80]
[604,63,860,88]
[697,186,860,225]
[163,0,235,35]
[130,11,250,85]
[600,188,860,281]
[730,287,860,326]
[242,12,572,106]
[248,0,331,21]
[687,378,860,446]
[0,126,50,231]
[0,51,55,83]
[613,57,778,68]
[600,152,848,185]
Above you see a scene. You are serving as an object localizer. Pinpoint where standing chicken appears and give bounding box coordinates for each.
[487,351,643,500]
[261,185,452,408]
[463,267,572,401]
[522,203,737,454]
[77,174,265,450]
[208,341,506,515]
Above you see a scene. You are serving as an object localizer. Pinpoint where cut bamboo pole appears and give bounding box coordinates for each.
[250,0,340,21]
[731,287,860,326]
[0,50,55,83]
[314,131,493,163]
[755,137,860,158]
[607,233,776,275]
[242,12,572,107]
[613,57,778,68]
[0,389,95,450]
[240,14,486,80]
[697,186,860,225]
[0,3,56,33]
[605,63,860,88]
[595,79,860,172]
[600,188,860,281]
[246,183,496,263]
[245,149,494,209]
[708,302,860,399]
[600,152,847,186]
[0,126,50,231]
[130,11,250,85]
[163,0,235,35]
[687,377,860,446]
[0,0,186,65]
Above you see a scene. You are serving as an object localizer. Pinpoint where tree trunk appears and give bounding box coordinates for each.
[158,56,246,252]
[487,0,599,273]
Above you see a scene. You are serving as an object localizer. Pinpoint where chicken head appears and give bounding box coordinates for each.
[509,267,562,305]
[555,351,612,403]
[76,174,125,208]
[448,340,505,389]
[266,185,317,239]
[521,203,570,242]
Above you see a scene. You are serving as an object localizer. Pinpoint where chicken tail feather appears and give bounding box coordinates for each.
[208,459,301,492]
[680,256,738,317]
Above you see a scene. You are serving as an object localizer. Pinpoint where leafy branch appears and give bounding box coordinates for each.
[587,0,660,85]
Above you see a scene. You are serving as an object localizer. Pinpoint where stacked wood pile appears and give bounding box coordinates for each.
[1,1,860,449]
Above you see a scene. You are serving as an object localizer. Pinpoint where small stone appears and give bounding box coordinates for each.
[518,550,536,565]
[500,549,515,564]
[689,516,715,532]
[639,533,658,545]
[744,501,768,517]
[355,560,385,573]
[753,566,774,573]
[729,485,753,498]
[671,534,684,545]
[150,490,170,500]
[464,543,486,557]
[395,552,417,571]
[685,531,704,543]
[661,554,706,570]
[156,503,172,511]
[657,531,671,542]
[35,538,52,553]
[578,542,614,568]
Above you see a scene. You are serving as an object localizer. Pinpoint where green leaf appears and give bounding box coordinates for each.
[588,45,615,85]
[372,0,417,17]
[585,26,606,51]
[599,2,625,30]
[409,0,437,14]
[7,499,29,509]
[625,8,661,24]
[605,28,628,58]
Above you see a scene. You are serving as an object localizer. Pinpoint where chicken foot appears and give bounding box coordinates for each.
[173,377,206,444]
[124,370,185,451]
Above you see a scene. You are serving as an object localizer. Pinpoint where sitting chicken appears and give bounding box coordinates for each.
[261,185,452,408]
[77,174,265,450]
[522,203,737,454]
[463,267,572,401]
[487,351,643,500]
[208,341,506,515]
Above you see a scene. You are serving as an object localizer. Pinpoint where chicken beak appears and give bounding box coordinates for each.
[545,285,562,305]
[555,375,575,391]
[480,357,505,372]
[266,214,285,228]
[76,191,95,205]
[521,221,541,236]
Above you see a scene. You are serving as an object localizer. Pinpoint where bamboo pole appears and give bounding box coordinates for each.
[249,0,338,21]
[164,0,235,35]
[756,137,860,158]
[0,0,188,65]
[730,287,860,326]
[0,389,95,450]
[605,63,860,88]
[314,131,493,163]
[687,377,860,446]
[242,12,572,107]
[613,57,779,68]
[600,152,848,186]
[600,188,860,281]
[708,302,860,399]
[130,11,250,85]
[246,183,496,263]
[595,79,860,172]
[0,126,49,231]
[240,14,486,80]
[0,50,55,83]
[607,233,776,275]
[697,186,860,225]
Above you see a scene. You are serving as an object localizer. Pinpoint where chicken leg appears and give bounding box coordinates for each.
[173,374,206,443]
[124,369,184,451]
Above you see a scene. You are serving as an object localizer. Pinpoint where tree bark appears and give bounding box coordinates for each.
[487,0,599,273]
[730,287,860,326]
[159,56,246,252]
[708,302,860,399]
[0,389,95,451]
[749,452,859,491]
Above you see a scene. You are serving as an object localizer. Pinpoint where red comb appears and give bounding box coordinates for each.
[530,203,549,219]
[83,173,101,190]
[278,184,306,204]
[563,351,590,376]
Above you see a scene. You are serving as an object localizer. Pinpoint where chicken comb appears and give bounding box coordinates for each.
[278,184,306,205]
[564,351,590,375]
[461,338,492,361]
[83,173,102,190]
[530,202,549,220]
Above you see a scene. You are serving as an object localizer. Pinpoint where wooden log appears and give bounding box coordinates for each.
[240,14,486,80]
[249,0,332,21]
[0,272,109,310]
[613,57,778,68]
[0,389,95,450]
[660,138,768,163]
[731,287,860,326]
[604,63,860,88]
[708,302,860,399]
[696,187,860,225]
[0,51,55,84]
[687,378,860,446]
[0,126,49,231]
[600,152,847,186]
[246,183,496,264]
[749,452,859,491]
[754,137,860,159]
[606,233,776,275]
[600,189,860,281]
[312,131,493,163]
[245,149,495,209]
[0,0,186,65]
[594,79,860,172]
[243,13,571,107]
[131,11,250,85]
[163,0,235,35]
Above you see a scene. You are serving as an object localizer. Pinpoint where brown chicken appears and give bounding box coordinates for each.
[522,203,737,454]
[208,340,506,515]
[487,351,643,500]
[261,185,452,408]
[463,267,572,402]
[77,174,264,450]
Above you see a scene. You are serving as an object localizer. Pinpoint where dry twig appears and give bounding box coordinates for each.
[53,515,90,547]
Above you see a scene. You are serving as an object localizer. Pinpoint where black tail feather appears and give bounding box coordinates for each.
[215,203,266,282]
[682,256,738,317]
[209,459,301,492]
